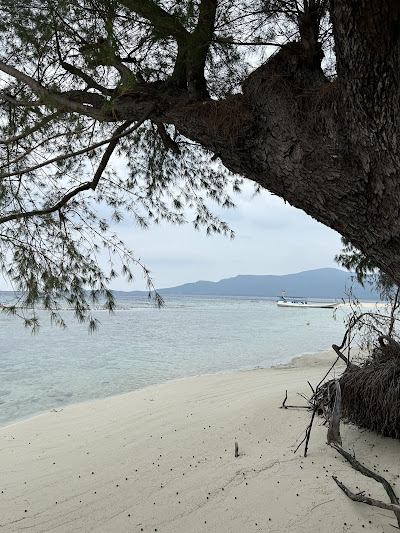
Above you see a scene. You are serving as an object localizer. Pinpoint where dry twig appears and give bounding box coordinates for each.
[332,444,400,528]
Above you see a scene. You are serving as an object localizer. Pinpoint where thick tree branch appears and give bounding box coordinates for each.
[0,61,109,121]
[297,0,327,63]
[119,0,217,101]
[155,122,181,154]
[213,37,283,46]
[194,0,218,44]
[76,42,135,82]
[186,0,218,100]
[54,27,113,97]
[61,90,106,108]
[60,61,114,96]
[117,0,189,42]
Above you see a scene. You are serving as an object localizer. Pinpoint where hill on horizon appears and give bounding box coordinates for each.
[116,268,381,300]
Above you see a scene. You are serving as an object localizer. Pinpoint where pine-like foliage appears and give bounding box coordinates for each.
[0,1,332,329]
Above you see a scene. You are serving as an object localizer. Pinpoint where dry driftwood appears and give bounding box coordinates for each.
[332,476,400,514]
[322,368,400,526]
[280,389,310,409]
[326,380,342,446]
[330,444,400,527]
[332,344,349,365]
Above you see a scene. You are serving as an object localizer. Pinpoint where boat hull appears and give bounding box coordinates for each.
[277,301,338,308]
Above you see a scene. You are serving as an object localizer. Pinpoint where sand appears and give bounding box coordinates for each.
[1,350,399,532]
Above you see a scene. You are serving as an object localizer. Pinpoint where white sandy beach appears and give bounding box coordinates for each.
[1,350,399,532]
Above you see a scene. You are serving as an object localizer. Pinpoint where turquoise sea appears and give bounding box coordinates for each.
[0,294,349,427]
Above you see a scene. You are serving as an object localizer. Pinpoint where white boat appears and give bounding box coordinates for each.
[277,293,339,309]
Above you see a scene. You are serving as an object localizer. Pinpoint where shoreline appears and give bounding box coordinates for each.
[0,297,387,430]
[1,348,340,430]
[1,349,399,532]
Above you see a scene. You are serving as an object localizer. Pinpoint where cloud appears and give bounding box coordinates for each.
[102,182,343,291]
[0,176,343,292]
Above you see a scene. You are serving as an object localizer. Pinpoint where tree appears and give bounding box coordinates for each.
[335,237,397,298]
[335,236,400,340]
[0,0,399,326]
[309,236,400,447]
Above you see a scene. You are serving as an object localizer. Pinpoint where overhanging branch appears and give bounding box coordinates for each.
[0,112,62,144]
[0,107,154,224]
[59,60,114,96]
[0,108,152,180]
[0,61,109,121]
[0,93,41,107]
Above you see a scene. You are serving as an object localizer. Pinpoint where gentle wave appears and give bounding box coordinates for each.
[0,294,350,427]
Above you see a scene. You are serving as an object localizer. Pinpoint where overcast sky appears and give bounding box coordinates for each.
[108,180,344,291]
[0,179,344,293]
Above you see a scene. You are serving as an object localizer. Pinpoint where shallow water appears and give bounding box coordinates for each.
[0,294,349,427]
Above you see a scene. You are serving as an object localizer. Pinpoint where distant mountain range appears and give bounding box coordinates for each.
[116,268,381,300]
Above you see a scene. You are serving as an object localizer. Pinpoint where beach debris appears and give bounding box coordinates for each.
[281,390,288,408]
[50,408,63,413]
[235,441,239,458]
[280,390,310,410]
[284,320,400,527]
[331,444,400,528]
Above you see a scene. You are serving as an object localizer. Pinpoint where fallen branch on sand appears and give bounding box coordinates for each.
[332,476,400,515]
[283,325,400,527]
[325,381,400,528]
[331,444,400,528]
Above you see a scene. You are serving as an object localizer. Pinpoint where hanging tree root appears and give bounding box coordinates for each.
[284,335,400,458]
[326,380,342,446]
[313,336,400,439]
